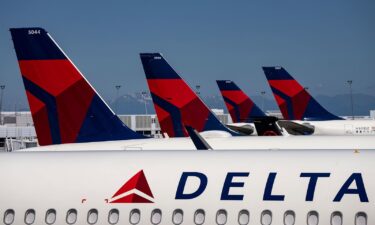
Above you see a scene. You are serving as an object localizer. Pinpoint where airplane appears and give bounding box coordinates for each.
[262,66,375,135]
[140,53,240,138]
[10,27,375,151]
[216,80,314,135]
[0,149,374,224]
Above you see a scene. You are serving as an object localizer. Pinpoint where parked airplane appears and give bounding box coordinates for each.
[0,149,373,224]
[263,66,375,135]
[10,27,146,146]
[140,53,239,137]
[10,27,375,151]
[216,80,266,123]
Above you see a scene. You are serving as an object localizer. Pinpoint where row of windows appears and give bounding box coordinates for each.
[3,208,368,225]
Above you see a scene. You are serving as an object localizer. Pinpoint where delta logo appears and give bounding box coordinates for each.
[110,170,154,203]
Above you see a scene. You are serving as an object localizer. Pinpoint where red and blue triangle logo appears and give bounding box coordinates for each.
[110,170,154,203]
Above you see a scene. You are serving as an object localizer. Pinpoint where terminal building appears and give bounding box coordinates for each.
[0,109,234,151]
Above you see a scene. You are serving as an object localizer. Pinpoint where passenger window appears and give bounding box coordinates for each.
[307,211,319,225]
[284,210,295,225]
[194,209,205,225]
[108,209,119,224]
[151,209,162,225]
[87,209,98,224]
[129,209,141,225]
[355,212,367,225]
[331,211,343,225]
[261,210,272,225]
[66,209,78,224]
[24,209,35,225]
[45,209,56,224]
[238,210,249,225]
[172,209,183,225]
[216,209,227,225]
[3,209,15,225]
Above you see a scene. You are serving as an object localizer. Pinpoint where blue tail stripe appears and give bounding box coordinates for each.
[10,28,66,60]
[269,87,296,120]
[263,67,294,80]
[150,93,186,137]
[222,96,241,122]
[77,95,146,142]
[303,98,343,121]
[140,53,180,79]
[22,77,62,144]
[216,80,240,91]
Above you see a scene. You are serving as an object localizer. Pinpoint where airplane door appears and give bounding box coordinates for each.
[344,124,353,134]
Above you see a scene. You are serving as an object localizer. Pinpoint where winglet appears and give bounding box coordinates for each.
[185,126,212,150]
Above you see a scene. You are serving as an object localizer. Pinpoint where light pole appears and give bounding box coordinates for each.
[141,91,148,115]
[195,85,201,96]
[115,85,122,115]
[347,80,354,120]
[261,91,266,112]
[0,85,5,125]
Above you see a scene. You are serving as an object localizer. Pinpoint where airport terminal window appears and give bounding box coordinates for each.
[194,209,205,225]
[172,209,183,225]
[216,209,227,225]
[45,209,56,225]
[3,209,15,225]
[87,209,98,224]
[66,209,77,224]
[331,211,343,225]
[129,209,141,225]
[108,209,119,225]
[24,209,35,225]
[355,212,367,225]
[261,210,272,225]
[151,209,162,225]
[238,210,249,225]
[307,211,319,225]
[284,210,295,225]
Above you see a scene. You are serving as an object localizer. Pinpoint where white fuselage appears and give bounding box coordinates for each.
[296,119,375,136]
[23,135,375,151]
[0,150,374,225]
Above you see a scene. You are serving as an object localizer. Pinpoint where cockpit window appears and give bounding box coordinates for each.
[45,209,56,224]
[307,211,319,225]
[87,209,98,224]
[216,209,227,225]
[108,209,119,224]
[284,210,295,225]
[24,209,35,225]
[129,209,141,225]
[355,212,367,225]
[331,211,343,225]
[172,209,183,225]
[3,209,15,225]
[66,209,78,224]
[194,209,205,225]
[238,210,249,225]
[151,209,162,225]
[261,210,272,225]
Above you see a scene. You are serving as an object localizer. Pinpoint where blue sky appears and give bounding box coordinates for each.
[0,1,374,110]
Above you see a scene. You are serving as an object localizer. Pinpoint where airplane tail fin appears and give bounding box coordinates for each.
[216,80,266,123]
[140,53,238,137]
[262,66,342,121]
[10,27,145,145]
